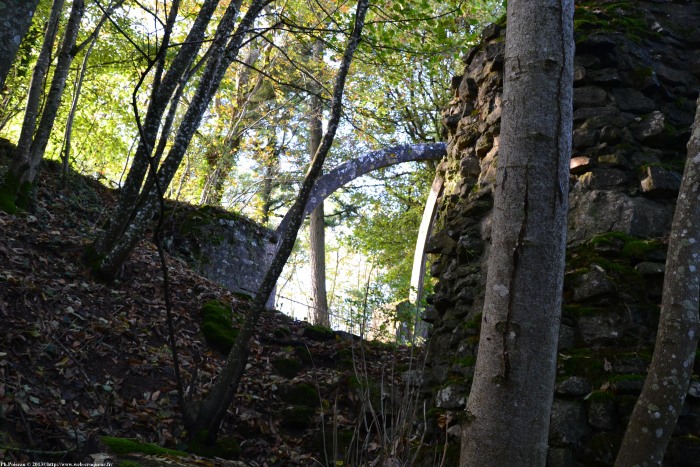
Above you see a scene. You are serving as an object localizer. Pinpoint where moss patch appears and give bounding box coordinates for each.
[280,383,319,407]
[272,357,303,378]
[280,406,316,430]
[302,324,335,341]
[201,300,238,354]
[187,430,240,460]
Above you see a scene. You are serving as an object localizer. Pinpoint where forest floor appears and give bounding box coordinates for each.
[0,150,432,466]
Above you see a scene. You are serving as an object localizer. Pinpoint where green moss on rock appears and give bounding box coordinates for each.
[302,324,336,341]
[272,357,303,378]
[187,430,240,460]
[201,300,237,354]
[280,383,319,407]
[280,406,316,430]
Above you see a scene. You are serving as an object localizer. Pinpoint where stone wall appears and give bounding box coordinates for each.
[424,1,700,464]
[163,204,276,303]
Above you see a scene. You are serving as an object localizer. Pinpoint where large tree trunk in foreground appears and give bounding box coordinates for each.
[188,0,369,443]
[460,1,574,465]
[0,0,40,90]
[614,99,700,466]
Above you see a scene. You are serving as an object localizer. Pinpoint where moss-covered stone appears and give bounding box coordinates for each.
[187,430,240,460]
[280,406,316,430]
[280,383,319,407]
[302,324,336,341]
[100,436,187,457]
[201,300,237,354]
[272,357,303,378]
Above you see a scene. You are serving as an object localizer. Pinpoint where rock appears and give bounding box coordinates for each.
[570,156,594,174]
[574,86,608,108]
[568,190,672,244]
[547,447,573,467]
[549,399,589,447]
[588,399,618,430]
[572,127,600,149]
[611,88,656,113]
[634,261,665,275]
[631,111,666,143]
[577,168,629,190]
[572,266,616,302]
[597,152,629,168]
[577,311,629,346]
[558,324,577,351]
[556,376,592,397]
[688,380,700,398]
[436,385,466,409]
[640,165,681,195]
[589,68,621,85]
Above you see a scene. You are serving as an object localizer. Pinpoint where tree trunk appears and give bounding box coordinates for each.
[0,0,64,212]
[17,0,86,184]
[308,40,329,326]
[460,1,574,466]
[0,0,40,90]
[89,0,221,255]
[188,0,369,443]
[90,0,269,281]
[614,99,700,467]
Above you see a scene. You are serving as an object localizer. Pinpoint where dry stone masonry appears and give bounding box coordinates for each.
[424,1,700,465]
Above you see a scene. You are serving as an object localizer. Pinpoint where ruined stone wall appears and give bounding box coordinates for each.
[163,205,276,302]
[425,1,700,464]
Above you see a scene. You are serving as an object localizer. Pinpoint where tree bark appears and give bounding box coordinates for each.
[0,0,40,90]
[460,1,574,466]
[0,0,64,212]
[614,99,700,467]
[308,38,329,326]
[189,0,369,443]
[19,0,86,183]
[90,0,221,255]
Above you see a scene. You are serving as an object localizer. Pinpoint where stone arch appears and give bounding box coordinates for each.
[274,142,446,238]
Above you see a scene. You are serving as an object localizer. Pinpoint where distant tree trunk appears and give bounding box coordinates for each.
[460,1,574,466]
[614,99,700,466]
[0,0,64,212]
[187,0,369,443]
[308,39,329,326]
[0,0,41,90]
[89,0,270,281]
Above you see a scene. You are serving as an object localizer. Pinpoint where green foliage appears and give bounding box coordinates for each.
[201,300,238,355]
[100,436,187,456]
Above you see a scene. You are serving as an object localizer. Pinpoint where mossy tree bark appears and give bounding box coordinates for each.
[188,0,369,443]
[460,1,574,465]
[614,99,700,466]
[0,0,40,90]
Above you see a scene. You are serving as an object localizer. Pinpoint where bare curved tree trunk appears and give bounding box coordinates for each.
[614,99,700,467]
[460,1,574,465]
[0,0,40,90]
